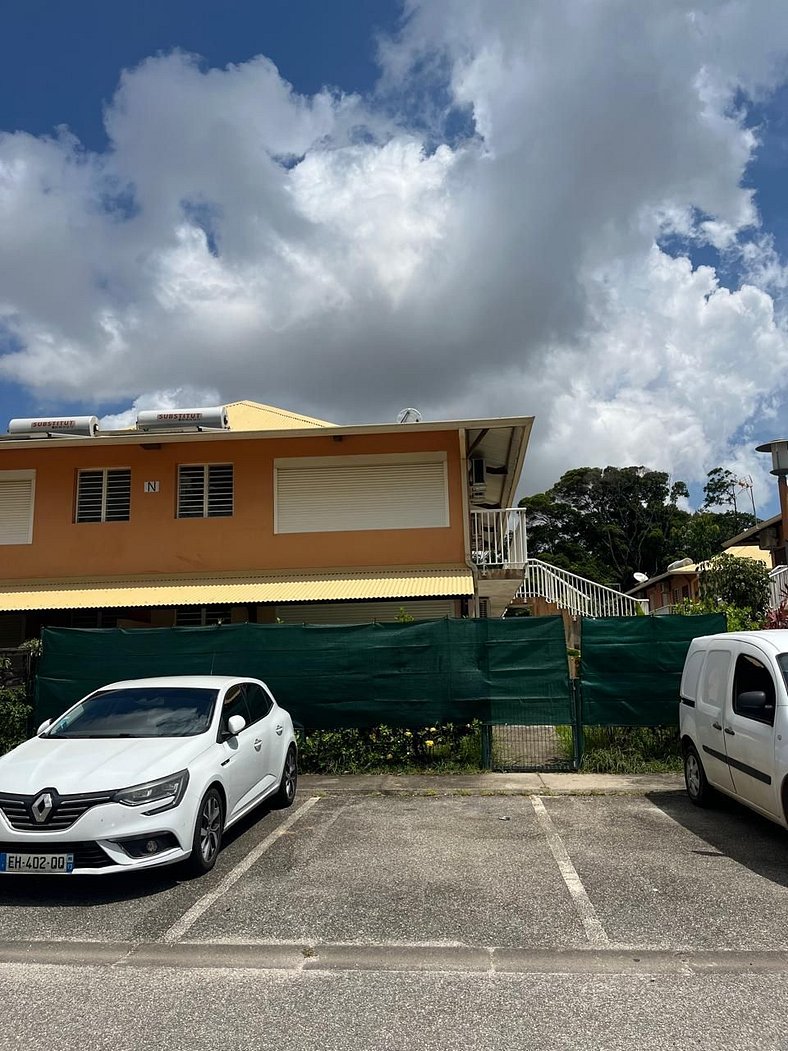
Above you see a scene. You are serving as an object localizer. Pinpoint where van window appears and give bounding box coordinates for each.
[681,650,705,701]
[699,649,731,709]
[733,654,776,726]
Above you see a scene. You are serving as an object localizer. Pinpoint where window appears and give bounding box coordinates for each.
[0,470,35,544]
[244,683,273,724]
[733,653,776,725]
[76,469,131,523]
[274,453,449,533]
[177,464,233,518]
[699,650,731,708]
[175,607,232,627]
[221,684,250,733]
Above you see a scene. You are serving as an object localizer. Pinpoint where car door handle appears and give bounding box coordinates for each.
[724,727,735,736]
[712,722,722,730]
[275,725,283,735]
[254,738,263,751]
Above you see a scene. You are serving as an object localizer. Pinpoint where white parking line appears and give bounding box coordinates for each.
[530,796,610,947]
[161,796,321,944]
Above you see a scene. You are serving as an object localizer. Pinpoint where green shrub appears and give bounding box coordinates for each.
[673,597,763,631]
[0,687,33,756]
[296,721,484,774]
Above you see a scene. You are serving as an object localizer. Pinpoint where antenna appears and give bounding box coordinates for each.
[737,475,757,518]
[396,408,422,424]
[633,572,649,583]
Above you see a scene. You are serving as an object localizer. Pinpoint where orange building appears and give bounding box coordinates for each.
[0,401,532,645]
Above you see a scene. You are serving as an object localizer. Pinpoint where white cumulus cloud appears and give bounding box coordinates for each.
[2,1,788,507]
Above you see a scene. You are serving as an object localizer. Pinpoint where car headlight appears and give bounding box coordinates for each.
[113,770,190,814]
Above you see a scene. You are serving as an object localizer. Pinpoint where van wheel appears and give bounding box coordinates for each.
[684,744,712,807]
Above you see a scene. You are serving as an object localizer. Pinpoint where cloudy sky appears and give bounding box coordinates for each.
[2,0,788,508]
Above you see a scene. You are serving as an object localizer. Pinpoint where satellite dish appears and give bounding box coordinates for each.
[396,408,422,424]
[633,572,649,583]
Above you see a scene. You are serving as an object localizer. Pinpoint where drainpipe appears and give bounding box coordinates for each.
[459,428,479,617]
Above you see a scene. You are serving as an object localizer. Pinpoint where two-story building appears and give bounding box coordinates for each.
[0,401,533,645]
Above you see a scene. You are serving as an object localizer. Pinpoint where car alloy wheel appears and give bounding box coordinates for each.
[200,793,222,863]
[185,787,224,876]
[273,747,297,809]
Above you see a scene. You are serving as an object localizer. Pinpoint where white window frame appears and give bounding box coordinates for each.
[0,469,36,545]
[75,468,131,524]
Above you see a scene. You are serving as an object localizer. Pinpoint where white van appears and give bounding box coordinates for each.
[679,630,788,825]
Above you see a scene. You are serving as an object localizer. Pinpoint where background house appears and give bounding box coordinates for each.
[0,400,532,645]
[626,546,773,614]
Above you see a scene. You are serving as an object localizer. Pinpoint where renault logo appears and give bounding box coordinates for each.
[31,790,56,824]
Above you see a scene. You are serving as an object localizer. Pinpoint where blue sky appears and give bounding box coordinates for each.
[2,1,788,508]
[0,1,400,150]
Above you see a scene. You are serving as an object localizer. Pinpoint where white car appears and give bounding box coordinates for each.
[679,629,788,826]
[0,675,297,876]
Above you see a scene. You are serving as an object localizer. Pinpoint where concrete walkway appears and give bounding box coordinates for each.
[300,771,684,795]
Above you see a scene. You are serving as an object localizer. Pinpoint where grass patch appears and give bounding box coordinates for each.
[570,726,682,774]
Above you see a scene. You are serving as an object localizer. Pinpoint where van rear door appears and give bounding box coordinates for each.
[695,648,736,793]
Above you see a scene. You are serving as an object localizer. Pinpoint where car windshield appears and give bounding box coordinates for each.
[45,687,219,739]
[776,654,788,692]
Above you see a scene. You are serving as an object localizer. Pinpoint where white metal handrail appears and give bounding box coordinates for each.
[470,508,528,570]
[518,558,648,618]
[769,565,788,610]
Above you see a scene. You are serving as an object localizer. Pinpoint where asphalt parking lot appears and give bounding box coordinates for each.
[2,781,788,1050]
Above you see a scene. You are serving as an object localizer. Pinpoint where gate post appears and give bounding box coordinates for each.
[481,722,492,770]
[571,678,584,770]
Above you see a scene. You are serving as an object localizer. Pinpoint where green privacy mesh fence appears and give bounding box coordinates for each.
[579,613,726,726]
[35,616,571,729]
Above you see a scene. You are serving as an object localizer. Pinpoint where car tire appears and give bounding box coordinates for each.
[184,787,224,876]
[684,743,713,807]
[272,746,298,809]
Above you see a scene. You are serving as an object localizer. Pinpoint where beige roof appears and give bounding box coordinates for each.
[0,566,474,612]
[628,545,774,595]
[225,401,335,431]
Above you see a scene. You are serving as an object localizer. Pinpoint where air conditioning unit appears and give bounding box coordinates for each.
[8,416,98,437]
[136,406,229,432]
[469,457,487,496]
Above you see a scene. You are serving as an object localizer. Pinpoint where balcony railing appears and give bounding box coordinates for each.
[470,508,528,570]
[769,565,788,610]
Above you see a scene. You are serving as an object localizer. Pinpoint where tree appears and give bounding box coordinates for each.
[699,553,770,620]
[519,466,689,589]
[702,468,757,536]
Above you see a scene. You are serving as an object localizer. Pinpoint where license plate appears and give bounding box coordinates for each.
[0,852,74,874]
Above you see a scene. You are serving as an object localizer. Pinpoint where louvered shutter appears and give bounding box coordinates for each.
[76,469,130,523]
[0,474,35,545]
[177,465,233,518]
[275,459,449,533]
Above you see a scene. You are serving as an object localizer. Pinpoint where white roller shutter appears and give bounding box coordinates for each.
[275,455,449,533]
[275,600,457,624]
[0,472,35,545]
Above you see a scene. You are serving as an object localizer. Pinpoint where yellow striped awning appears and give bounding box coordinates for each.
[0,566,475,611]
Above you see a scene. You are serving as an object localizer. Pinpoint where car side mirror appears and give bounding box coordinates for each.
[226,714,246,737]
[37,719,52,735]
[737,690,769,715]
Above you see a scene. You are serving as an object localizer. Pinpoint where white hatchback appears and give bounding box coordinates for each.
[0,675,297,876]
